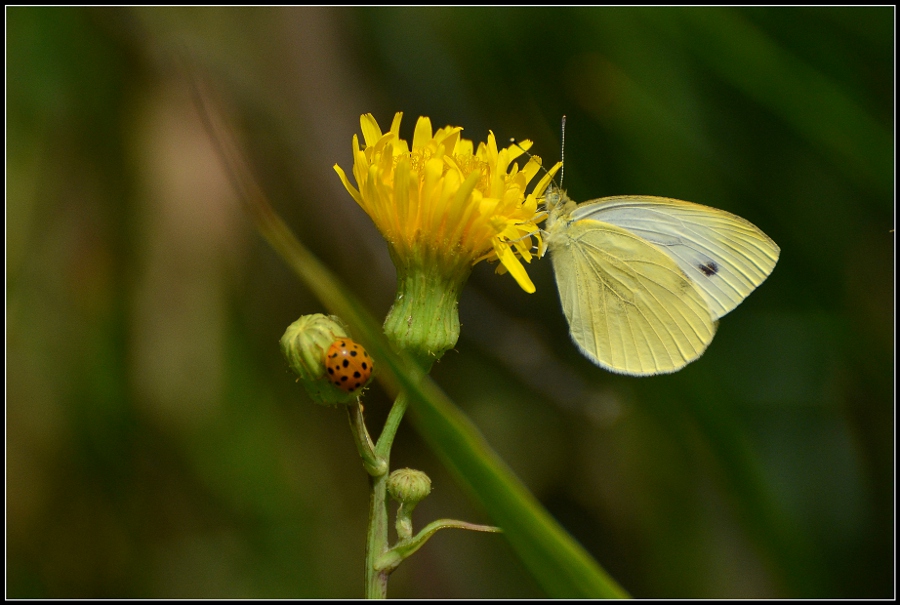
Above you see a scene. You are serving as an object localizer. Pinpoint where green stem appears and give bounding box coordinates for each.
[364,392,411,598]
[376,392,410,457]
[347,402,388,477]
[394,502,415,542]
[365,471,390,598]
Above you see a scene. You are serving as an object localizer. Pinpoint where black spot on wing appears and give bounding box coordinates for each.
[698,261,718,277]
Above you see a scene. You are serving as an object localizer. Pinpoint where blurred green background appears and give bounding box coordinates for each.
[7,7,893,598]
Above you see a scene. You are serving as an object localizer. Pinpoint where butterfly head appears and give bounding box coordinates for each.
[542,185,576,229]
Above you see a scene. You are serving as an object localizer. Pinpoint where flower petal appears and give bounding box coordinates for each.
[360,114,383,147]
[389,112,403,137]
[413,116,433,152]
[533,161,563,197]
[333,164,363,206]
[496,242,536,293]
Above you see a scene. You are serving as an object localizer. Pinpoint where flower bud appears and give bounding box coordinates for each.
[280,314,357,405]
[387,468,432,506]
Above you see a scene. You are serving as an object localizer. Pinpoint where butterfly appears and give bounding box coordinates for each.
[541,186,780,376]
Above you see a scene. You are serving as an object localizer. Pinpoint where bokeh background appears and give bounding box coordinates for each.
[7,7,893,598]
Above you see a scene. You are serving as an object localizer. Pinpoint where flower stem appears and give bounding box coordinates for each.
[365,470,390,598]
[363,392,411,598]
[376,392,410,457]
[347,402,388,477]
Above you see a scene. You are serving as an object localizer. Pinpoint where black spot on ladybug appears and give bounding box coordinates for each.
[699,261,718,277]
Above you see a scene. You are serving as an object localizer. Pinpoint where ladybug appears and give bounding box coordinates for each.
[325,338,374,393]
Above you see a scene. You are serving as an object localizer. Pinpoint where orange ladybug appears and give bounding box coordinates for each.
[325,338,374,393]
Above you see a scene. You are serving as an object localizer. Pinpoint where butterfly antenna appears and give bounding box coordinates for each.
[509,115,567,189]
[559,115,566,189]
[509,137,552,183]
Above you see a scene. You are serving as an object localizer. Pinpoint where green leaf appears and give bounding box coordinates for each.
[375,519,501,573]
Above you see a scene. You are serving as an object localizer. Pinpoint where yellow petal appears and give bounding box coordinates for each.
[506,138,531,164]
[523,156,542,184]
[360,114,383,147]
[389,112,403,137]
[455,138,473,157]
[413,116,433,151]
[333,164,363,206]
[435,126,463,155]
[393,158,412,231]
[533,161,563,197]
[497,243,536,293]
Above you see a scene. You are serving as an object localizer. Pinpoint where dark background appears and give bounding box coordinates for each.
[7,7,893,598]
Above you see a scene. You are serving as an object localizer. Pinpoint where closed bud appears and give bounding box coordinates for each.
[280,314,357,405]
[387,468,432,506]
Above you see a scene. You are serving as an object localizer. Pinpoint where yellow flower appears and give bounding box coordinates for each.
[333,113,559,366]
[333,112,559,294]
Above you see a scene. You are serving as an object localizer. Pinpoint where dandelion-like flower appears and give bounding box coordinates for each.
[334,113,559,365]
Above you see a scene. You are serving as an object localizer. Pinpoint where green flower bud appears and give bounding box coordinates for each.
[280,314,357,405]
[387,468,432,506]
[382,256,468,369]
[388,468,432,541]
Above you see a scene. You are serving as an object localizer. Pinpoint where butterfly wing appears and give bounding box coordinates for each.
[549,218,716,376]
[572,196,780,320]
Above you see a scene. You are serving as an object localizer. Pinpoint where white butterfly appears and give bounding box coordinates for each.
[542,186,780,375]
